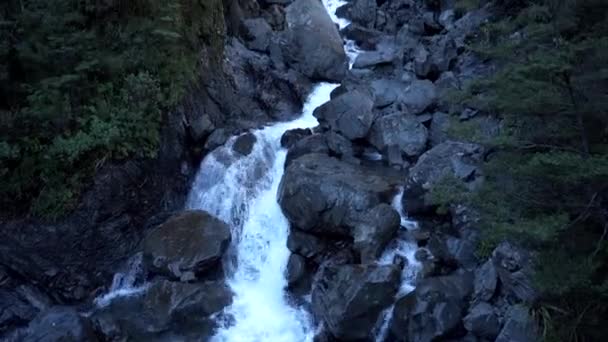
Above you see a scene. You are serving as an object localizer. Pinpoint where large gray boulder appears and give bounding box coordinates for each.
[142,210,231,281]
[278,154,397,236]
[284,0,348,81]
[492,242,537,303]
[400,80,438,115]
[404,141,483,214]
[353,204,400,263]
[390,273,473,341]
[313,90,375,140]
[92,279,232,341]
[368,113,429,157]
[474,259,498,301]
[353,40,398,69]
[240,18,272,52]
[312,264,401,340]
[463,302,501,339]
[495,305,538,342]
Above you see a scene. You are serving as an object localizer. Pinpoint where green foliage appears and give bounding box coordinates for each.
[0,0,225,218]
[447,0,608,340]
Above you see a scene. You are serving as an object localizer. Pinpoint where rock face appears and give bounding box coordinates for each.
[278,153,397,236]
[284,0,348,81]
[368,113,429,157]
[313,90,375,140]
[19,307,97,342]
[92,279,232,341]
[390,273,473,341]
[312,264,401,340]
[495,305,538,342]
[353,204,400,263]
[142,210,231,280]
[492,242,537,303]
[463,302,501,339]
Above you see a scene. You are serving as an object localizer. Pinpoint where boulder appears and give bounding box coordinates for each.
[429,111,451,146]
[285,134,329,166]
[370,79,407,108]
[287,229,330,263]
[278,154,396,236]
[474,259,498,301]
[400,80,438,115]
[22,307,97,342]
[390,273,473,341]
[286,253,307,286]
[353,41,398,69]
[142,210,231,280]
[284,0,348,81]
[240,18,272,52]
[92,279,232,341]
[280,128,312,148]
[341,24,385,50]
[312,264,401,340]
[404,141,483,214]
[429,35,458,74]
[313,90,375,140]
[495,305,538,342]
[414,45,432,78]
[0,290,37,334]
[233,132,257,156]
[492,242,537,303]
[463,302,500,339]
[368,113,429,157]
[346,0,378,28]
[353,204,400,263]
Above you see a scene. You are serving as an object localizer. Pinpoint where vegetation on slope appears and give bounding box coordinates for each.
[443,0,608,340]
[0,0,224,219]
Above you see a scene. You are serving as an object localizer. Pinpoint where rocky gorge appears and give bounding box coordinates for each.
[0,0,541,341]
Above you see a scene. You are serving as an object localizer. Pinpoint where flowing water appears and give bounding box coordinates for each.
[96,1,422,341]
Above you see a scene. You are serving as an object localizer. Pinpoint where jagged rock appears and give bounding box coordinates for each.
[278,153,396,236]
[287,229,330,263]
[233,132,257,156]
[429,111,451,146]
[429,35,458,75]
[446,229,479,269]
[184,110,214,143]
[205,128,231,150]
[280,128,312,148]
[286,254,307,286]
[404,141,483,214]
[353,204,400,262]
[492,242,537,303]
[414,45,432,78]
[495,305,538,342]
[284,0,348,81]
[347,0,378,28]
[0,290,37,334]
[312,264,401,340]
[400,80,438,115]
[142,210,231,280]
[390,273,474,341]
[353,41,398,68]
[448,8,491,49]
[370,79,407,108]
[341,24,385,49]
[21,307,97,342]
[240,18,272,52]
[464,302,501,339]
[439,9,455,30]
[285,134,330,166]
[325,131,354,158]
[368,113,429,157]
[262,4,287,30]
[474,260,498,301]
[313,90,375,140]
[92,279,232,341]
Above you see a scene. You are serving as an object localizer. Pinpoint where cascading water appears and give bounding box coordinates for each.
[186,84,337,342]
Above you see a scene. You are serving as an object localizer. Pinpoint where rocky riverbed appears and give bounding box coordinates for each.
[0,0,539,341]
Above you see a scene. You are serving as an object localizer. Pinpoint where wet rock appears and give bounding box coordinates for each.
[285,134,329,166]
[284,0,348,81]
[205,128,231,150]
[390,272,473,341]
[341,24,385,49]
[368,113,429,157]
[143,210,231,280]
[353,204,400,263]
[492,242,537,303]
[92,279,232,341]
[474,260,498,301]
[240,18,272,52]
[287,229,330,263]
[495,305,538,342]
[286,254,307,286]
[22,307,97,342]
[233,132,257,156]
[464,302,500,339]
[279,154,396,236]
[313,90,375,140]
[185,110,214,143]
[400,80,438,115]
[281,128,312,148]
[312,264,401,340]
